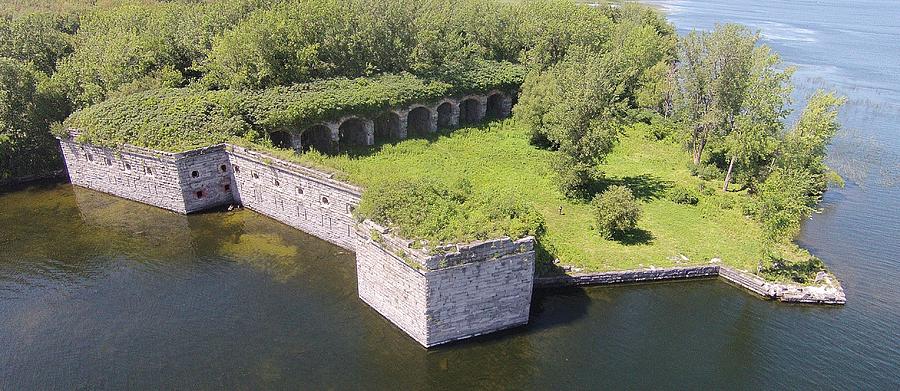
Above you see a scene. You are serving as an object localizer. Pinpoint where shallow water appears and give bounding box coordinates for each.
[2,0,900,388]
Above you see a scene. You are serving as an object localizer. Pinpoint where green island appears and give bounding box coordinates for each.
[2,0,846,285]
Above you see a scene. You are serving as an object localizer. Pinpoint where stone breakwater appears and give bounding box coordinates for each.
[535,265,846,305]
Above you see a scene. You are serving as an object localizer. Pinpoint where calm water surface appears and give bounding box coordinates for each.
[2,0,899,389]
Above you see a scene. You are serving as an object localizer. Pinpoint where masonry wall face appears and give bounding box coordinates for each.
[59,138,188,213]
[355,230,430,346]
[355,225,535,347]
[175,148,235,213]
[227,147,361,250]
[424,242,534,346]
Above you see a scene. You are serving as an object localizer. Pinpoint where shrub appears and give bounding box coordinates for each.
[760,255,826,284]
[591,185,642,239]
[689,162,723,181]
[716,196,735,210]
[667,187,698,205]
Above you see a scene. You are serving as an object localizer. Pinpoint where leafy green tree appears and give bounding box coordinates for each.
[516,51,626,197]
[778,90,847,193]
[675,24,757,166]
[721,45,794,191]
[52,0,266,107]
[516,6,672,198]
[0,13,74,75]
[754,167,818,242]
[754,91,845,243]
[592,185,642,239]
[203,0,418,89]
[0,58,61,180]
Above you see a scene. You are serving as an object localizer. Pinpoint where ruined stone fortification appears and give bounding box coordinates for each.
[59,91,537,348]
[58,89,844,349]
[356,220,534,347]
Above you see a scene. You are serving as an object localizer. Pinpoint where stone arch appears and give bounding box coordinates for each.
[459,97,483,125]
[436,101,456,129]
[338,117,372,151]
[485,92,508,119]
[301,124,333,153]
[406,106,433,137]
[374,111,402,141]
[269,130,294,149]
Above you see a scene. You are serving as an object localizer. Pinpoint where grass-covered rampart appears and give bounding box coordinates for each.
[60,61,525,151]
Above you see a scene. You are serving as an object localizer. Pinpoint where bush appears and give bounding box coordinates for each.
[760,255,826,284]
[689,162,723,181]
[667,187,698,205]
[592,185,642,239]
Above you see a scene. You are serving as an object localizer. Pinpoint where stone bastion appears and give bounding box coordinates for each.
[55,89,844,348]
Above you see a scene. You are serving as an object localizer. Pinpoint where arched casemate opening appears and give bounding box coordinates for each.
[269,130,294,149]
[437,101,454,129]
[338,117,370,151]
[486,92,507,119]
[459,98,482,125]
[406,106,432,137]
[301,124,333,153]
[374,111,402,140]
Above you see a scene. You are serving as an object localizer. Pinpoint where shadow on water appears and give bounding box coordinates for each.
[527,287,593,333]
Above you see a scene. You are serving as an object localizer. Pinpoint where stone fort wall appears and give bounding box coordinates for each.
[227,145,362,250]
[355,220,534,347]
[58,90,535,349]
[61,137,536,347]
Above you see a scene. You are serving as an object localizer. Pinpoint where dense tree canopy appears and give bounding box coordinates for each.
[1,0,635,181]
[1,0,847,260]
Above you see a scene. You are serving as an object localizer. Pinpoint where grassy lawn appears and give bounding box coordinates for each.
[296,118,808,274]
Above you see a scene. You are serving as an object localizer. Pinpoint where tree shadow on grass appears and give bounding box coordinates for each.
[337,121,500,158]
[594,173,673,201]
[611,227,654,246]
[534,239,566,276]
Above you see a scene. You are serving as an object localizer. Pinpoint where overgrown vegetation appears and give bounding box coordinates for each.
[62,64,523,151]
[514,18,845,282]
[301,118,815,275]
[2,1,846,284]
[356,178,544,245]
[0,0,641,181]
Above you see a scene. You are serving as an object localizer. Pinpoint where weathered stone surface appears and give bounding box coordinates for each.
[59,132,536,349]
[718,266,846,304]
[534,265,720,287]
[228,145,361,250]
[60,137,198,213]
[536,265,847,305]
[356,224,535,347]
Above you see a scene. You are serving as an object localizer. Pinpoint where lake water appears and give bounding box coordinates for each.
[2,0,899,389]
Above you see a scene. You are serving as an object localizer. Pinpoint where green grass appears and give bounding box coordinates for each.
[295,118,811,274]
